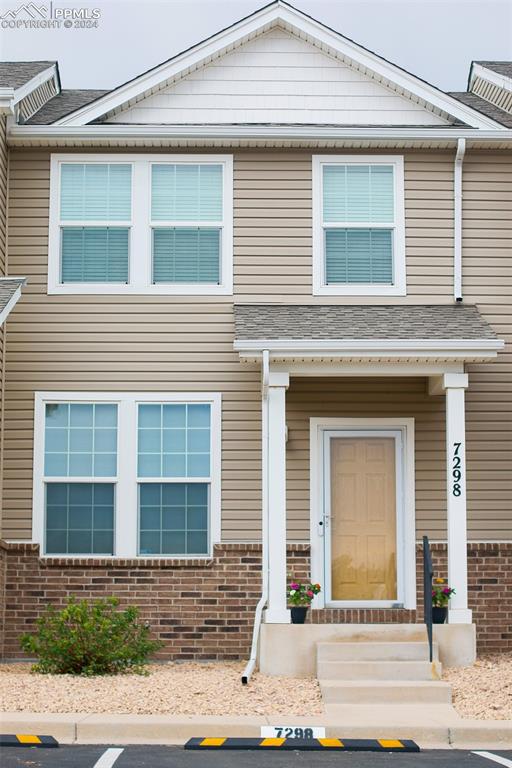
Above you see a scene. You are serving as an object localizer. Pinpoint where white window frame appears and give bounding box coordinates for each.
[312,154,406,296]
[33,391,222,559]
[48,154,233,296]
[309,417,416,610]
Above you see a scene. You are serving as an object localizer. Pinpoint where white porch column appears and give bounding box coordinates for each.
[444,373,472,624]
[265,371,290,624]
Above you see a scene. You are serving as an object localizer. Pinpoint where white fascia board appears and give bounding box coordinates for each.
[53,3,502,129]
[470,63,512,94]
[11,65,59,107]
[7,125,512,146]
[0,279,26,326]
[233,337,505,360]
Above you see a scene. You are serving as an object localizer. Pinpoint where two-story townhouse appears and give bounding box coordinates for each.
[0,2,510,676]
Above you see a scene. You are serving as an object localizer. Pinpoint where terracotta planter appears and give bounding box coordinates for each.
[432,606,448,624]
[290,606,308,624]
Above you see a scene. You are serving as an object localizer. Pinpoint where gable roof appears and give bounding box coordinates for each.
[473,61,512,80]
[449,91,512,128]
[26,89,110,125]
[51,0,504,129]
[0,61,56,88]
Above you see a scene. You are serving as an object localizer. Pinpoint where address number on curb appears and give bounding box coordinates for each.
[261,726,326,739]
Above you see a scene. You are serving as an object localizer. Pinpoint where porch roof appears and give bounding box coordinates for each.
[0,277,26,326]
[233,304,503,364]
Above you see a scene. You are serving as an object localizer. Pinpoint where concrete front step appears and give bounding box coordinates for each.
[317,641,439,663]
[317,659,442,681]
[320,679,452,705]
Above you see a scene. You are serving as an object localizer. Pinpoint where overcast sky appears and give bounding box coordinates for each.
[0,0,511,92]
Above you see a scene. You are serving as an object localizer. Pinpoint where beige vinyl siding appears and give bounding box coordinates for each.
[234,150,456,303]
[3,147,511,543]
[464,151,512,539]
[0,115,7,533]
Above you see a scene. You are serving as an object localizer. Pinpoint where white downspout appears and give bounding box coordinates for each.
[454,138,466,302]
[241,349,270,684]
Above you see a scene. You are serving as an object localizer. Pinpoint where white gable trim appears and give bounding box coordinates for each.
[54,2,503,129]
[470,63,512,93]
[0,64,58,114]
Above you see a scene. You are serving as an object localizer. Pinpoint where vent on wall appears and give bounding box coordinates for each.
[17,78,58,123]
[471,75,512,114]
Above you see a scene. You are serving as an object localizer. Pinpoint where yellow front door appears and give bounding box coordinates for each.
[329,437,397,601]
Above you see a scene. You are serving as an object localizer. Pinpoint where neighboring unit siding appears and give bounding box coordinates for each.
[0,115,6,277]
[3,147,511,543]
[0,114,7,533]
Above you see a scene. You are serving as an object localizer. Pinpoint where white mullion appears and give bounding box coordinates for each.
[129,160,150,290]
[116,397,137,557]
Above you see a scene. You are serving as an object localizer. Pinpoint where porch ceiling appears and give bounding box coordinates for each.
[233,304,504,364]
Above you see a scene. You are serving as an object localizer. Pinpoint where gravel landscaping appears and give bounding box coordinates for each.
[444,653,512,720]
[0,662,324,716]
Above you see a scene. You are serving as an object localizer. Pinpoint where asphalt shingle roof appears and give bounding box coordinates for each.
[233,304,497,341]
[449,91,512,127]
[26,89,110,124]
[0,278,25,315]
[0,61,55,89]
[475,61,512,79]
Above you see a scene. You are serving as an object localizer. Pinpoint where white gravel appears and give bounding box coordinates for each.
[443,653,512,720]
[0,662,324,716]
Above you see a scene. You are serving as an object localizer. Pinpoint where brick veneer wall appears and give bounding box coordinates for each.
[1,541,511,659]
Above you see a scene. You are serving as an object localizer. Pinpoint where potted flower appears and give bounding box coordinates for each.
[288,580,321,624]
[431,578,456,624]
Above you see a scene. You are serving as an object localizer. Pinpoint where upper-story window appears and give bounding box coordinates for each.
[49,154,233,295]
[312,155,406,296]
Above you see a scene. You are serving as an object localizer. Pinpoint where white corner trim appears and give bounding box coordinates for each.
[309,417,416,610]
[312,154,406,297]
[48,153,233,296]
[32,391,222,559]
[52,4,502,129]
[0,280,26,325]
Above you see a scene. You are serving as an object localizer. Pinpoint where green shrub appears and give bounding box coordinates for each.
[20,597,162,675]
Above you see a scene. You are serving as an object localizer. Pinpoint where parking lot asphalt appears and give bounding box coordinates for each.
[1,746,512,768]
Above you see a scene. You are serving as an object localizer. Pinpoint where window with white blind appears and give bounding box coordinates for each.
[33,392,222,558]
[312,155,406,296]
[48,154,233,295]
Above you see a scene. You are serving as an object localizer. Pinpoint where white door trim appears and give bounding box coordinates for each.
[310,417,416,610]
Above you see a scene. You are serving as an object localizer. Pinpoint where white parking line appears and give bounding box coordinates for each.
[92,748,124,768]
[472,752,512,768]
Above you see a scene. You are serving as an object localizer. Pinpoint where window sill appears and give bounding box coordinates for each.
[47,284,233,296]
[313,284,406,297]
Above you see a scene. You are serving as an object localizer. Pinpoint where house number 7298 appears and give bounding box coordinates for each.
[452,442,463,497]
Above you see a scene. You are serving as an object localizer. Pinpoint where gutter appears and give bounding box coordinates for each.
[233,338,504,361]
[454,138,466,302]
[241,349,270,684]
[7,126,512,145]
